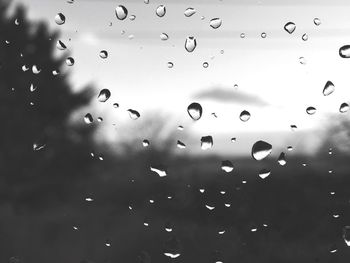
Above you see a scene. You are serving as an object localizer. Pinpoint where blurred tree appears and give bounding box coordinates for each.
[0,0,95,210]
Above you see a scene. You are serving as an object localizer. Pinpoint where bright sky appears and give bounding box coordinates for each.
[12,0,350,156]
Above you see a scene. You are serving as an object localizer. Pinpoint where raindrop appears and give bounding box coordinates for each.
[56,40,67,50]
[306,106,316,115]
[29,83,37,92]
[85,197,94,202]
[251,140,272,161]
[313,18,321,26]
[113,103,119,108]
[187,102,202,120]
[261,32,267,38]
[127,109,140,120]
[339,45,350,58]
[115,5,128,20]
[205,204,215,210]
[339,103,349,113]
[323,81,335,96]
[185,36,197,52]
[177,140,186,149]
[178,125,184,130]
[277,152,287,166]
[14,18,20,26]
[167,62,174,68]
[84,113,93,124]
[66,57,74,66]
[239,110,251,122]
[210,18,222,29]
[33,141,46,151]
[284,22,296,34]
[299,56,306,65]
[201,136,213,150]
[55,13,66,25]
[163,237,181,259]
[240,32,245,38]
[97,89,111,102]
[156,5,166,17]
[160,33,169,41]
[142,139,150,147]
[22,65,29,72]
[99,50,108,59]
[32,65,41,74]
[150,165,167,177]
[343,226,350,246]
[203,62,209,68]
[221,160,234,173]
[144,0,149,3]
[129,15,136,21]
[291,124,297,131]
[302,33,308,41]
[184,7,196,17]
[258,169,271,179]
[287,146,293,151]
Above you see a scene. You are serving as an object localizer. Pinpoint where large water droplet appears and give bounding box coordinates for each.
[115,5,128,20]
[284,22,296,34]
[306,106,316,115]
[339,103,349,113]
[252,140,272,161]
[156,5,166,17]
[84,113,93,124]
[323,81,335,96]
[221,160,233,173]
[210,18,222,29]
[277,152,287,166]
[343,226,350,246]
[239,110,251,122]
[201,136,213,150]
[55,13,66,25]
[339,45,350,58]
[185,36,197,52]
[127,109,140,120]
[97,89,111,102]
[150,165,167,177]
[187,102,202,120]
[184,7,196,17]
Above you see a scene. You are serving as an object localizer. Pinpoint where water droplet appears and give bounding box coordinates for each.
[205,204,215,210]
[167,62,174,68]
[258,169,271,179]
[32,65,41,74]
[252,140,272,161]
[340,103,349,113]
[184,7,196,17]
[291,124,297,131]
[150,165,167,177]
[97,89,111,102]
[22,65,29,72]
[178,125,184,130]
[201,136,213,150]
[313,18,321,26]
[299,56,306,65]
[177,140,186,149]
[287,146,293,151]
[84,113,93,124]
[284,22,296,34]
[99,50,108,59]
[239,110,251,122]
[323,81,335,96]
[231,137,236,142]
[33,141,46,151]
[240,32,245,38]
[221,160,234,173]
[55,13,66,25]
[210,18,222,29]
[144,0,150,4]
[343,226,350,246]
[203,62,209,68]
[29,83,37,92]
[156,5,166,17]
[127,109,140,120]
[302,33,308,41]
[339,45,350,58]
[85,197,94,202]
[306,106,316,115]
[187,102,202,120]
[261,32,267,38]
[142,139,150,147]
[14,18,20,26]
[185,36,197,52]
[113,103,119,108]
[56,40,67,50]
[277,152,287,166]
[163,237,181,259]
[115,5,128,20]
[160,33,169,41]
[129,15,136,21]
[66,57,74,66]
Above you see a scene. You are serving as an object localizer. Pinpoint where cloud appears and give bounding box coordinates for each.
[192,86,269,106]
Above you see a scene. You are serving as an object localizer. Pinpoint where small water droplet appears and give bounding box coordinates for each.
[85,197,94,202]
[340,103,349,113]
[33,141,46,151]
[203,62,209,68]
[32,65,41,74]
[115,5,128,20]
[14,18,20,26]
[185,36,197,52]
[201,136,213,150]
[343,226,350,246]
[55,13,66,25]
[184,7,196,17]
[167,62,174,68]
[150,165,167,177]
[66,57,74,66]
[113,103,119,108]
[339,45,350,58]
[240,32,245,38]
[129,15,136,21]
[302,33,308,41]
[258,169,271,179]
[99,50,108,59]
[156,5,166,17]
[284,22,296,34]
[209,18,222,29]
[252,140,272,161]
[84,113,93,124]
[187,102,202,120]
[144,0,150,4]
[177,140,186,149]
[29,83,37,92]
[163,237,181,259]
[261,32,267,38]
[160,33,169,41]
[221,160,234,173]
[205,204,215,210]
[313,18,321,26]
[127,109,140,120]
[277,152,287,166]
[142,139,150,147]
[56,40,67,50]
[306,106,316,115]
[323,81,335,96]
[239,110,251,122]
[97,89,111,102]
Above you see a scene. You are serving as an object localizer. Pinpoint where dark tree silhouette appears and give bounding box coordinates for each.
[0,1,95,210]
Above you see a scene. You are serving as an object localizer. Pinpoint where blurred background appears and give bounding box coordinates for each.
[1,0,350,262]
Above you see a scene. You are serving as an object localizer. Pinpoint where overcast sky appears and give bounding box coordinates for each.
[12,0,350,156]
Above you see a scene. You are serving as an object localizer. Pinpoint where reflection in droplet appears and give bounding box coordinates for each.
[339,45,350,58]
[55,13,66,25]
[201,136,213,150]
[323,81,335,96]
[187,102,202,120]
[221,160,234,173]
[240,32,245,38]
[127,109,140,120]
[284,22,296,34]
[97,89,111,102]
[185,36,197,52]
[184,7,196,17]
[259,169,271,179]
[239,110,251,122]
[66,57,74,66]
[99,50,108,59]
[84,113,93,124]
[314,18,321,26]
[306,106,316,115]
[209,18,222,29]
[115,5,128,20]
[277,152,287,166]
[156,5,166,17]
[252,140,272,161]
